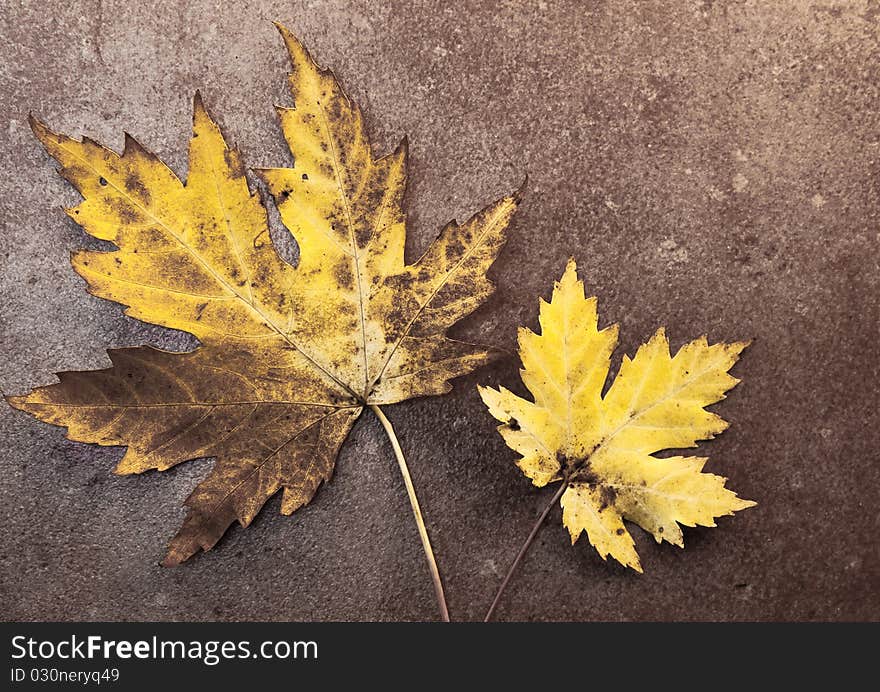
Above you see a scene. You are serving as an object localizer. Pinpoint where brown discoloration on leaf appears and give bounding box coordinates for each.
[596,483,618,511]
[222,147,246,179]
[107,196,140,225]
[332,257,355,291]
[124,172,151,204]
[572,461,599,486]
[9,25,520,565]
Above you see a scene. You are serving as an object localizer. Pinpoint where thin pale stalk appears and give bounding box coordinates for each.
[370,404,450,622]
[484,481,568,622]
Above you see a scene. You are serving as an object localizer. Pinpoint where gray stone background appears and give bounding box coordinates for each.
[1,0,878,621]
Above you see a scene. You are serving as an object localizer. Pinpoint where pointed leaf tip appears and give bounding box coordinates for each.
[192,90,211,125]
[275,21,314,68]
[28,114,53,143]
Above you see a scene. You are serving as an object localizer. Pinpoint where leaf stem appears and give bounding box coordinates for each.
[484,481,568,622]
[370,404,450,622]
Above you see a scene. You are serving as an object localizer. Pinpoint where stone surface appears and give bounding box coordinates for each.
[1,0,878,621]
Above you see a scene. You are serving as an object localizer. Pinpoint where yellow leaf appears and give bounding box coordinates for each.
[7,25,519,565]
[480,260,755,572]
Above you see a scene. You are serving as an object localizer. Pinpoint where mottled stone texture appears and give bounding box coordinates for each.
[1,0,877,621]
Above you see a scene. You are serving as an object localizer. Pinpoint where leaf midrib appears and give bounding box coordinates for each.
[316,104,371,398]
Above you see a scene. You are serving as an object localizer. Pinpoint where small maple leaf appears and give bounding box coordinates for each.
[7,25,519,566]
[479,260,755,572]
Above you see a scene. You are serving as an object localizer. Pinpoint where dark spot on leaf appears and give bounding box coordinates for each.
[108,196,139,224]
[572,460,600,486]
[355,223,371,249]
[301,173,309,180]
[381,274,412,301]
[98,177,107,186]
[125,173,151,204]
[444,237,465,262]
[507,418,520,431]
[223,148,246,178]
[195,302,208,320]
[332,259,354,291]
[616,528,625,535]
[597,485,617,511]
[383,294,419,342]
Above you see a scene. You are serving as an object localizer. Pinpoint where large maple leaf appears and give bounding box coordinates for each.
[480,260,754,574]
[8,25,519,567]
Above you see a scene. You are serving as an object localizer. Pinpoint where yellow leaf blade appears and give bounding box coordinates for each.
[481,260,754,571]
